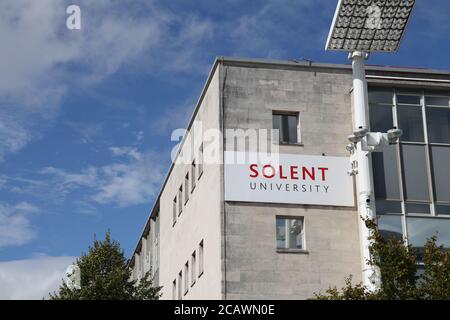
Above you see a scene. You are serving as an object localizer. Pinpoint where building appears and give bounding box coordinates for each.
[129,56,450,300]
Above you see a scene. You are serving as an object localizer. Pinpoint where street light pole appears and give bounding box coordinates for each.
[350,51,378,291]
[326,0,416,291]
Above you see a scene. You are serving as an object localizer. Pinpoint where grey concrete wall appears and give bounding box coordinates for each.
[222,64,362,299]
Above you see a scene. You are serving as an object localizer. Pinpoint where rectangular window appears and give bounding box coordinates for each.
[377,215,403,242]
[184,173,189,204]
[407,218,450,261]
[191,251,196,286]
[401,144,430,202]
[198,240,204,277]
[198,144,204,179]
[370,104,394,133]
[426,107,450,144]
[426,96,449,107]
[173,197,177,225]
[172,279,176,300]
[177,271,182,300]
[372,144,401,200]
[369,89,394,104]
[191,160,196,192]
[397,94,421,105]
[178,185,183,216]
[184,262,189,295]
[430,146,450,202]
[397,105,425,142]
[276,217,305,250]
[272,112,299,144]
[371,88,450,262]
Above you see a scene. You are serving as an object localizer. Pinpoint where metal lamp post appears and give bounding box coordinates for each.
[325,0,416,290]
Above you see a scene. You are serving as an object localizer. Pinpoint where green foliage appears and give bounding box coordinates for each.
[313,218,450,300]
[50,231,162,300]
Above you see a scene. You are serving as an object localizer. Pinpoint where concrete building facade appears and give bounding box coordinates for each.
[129,57,450,300]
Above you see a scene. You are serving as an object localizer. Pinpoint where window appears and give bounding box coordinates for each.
[184,173,189,204]
[372,145,401,200]
[401,144,430,201]
[184,262,189,295]
[377,215,403,242]
[177,271,182,300]
[191,251,196,286]
[178,185,183,216]
[276,217,305,251]
[191,160,196,192]
[198,240,204,277]
[370,88,450,261]
[430,146,450,202]
[272,112,299,144]
[172,279,176,300]
[198,144,204,179]
[426,107,450,143]
[397,105,424,142]
[407,218,450,261]
[173,197,177,225]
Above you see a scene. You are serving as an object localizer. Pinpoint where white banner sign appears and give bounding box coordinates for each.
[224,151,354,207]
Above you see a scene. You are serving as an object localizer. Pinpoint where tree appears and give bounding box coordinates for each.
[313,218,450,300]
[50,231,162,300]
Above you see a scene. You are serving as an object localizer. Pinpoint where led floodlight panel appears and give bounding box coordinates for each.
[326,0,416,52]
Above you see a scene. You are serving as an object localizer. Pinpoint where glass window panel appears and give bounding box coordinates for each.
[430,146,450,202]
[377,215,403,241]
[401,145,430,201]
[272,114,282,137]
[397,106,425,142]
[407,218,450,260]
[426,96,449,107]
[405,203,430,214]
[276,217,303,250]
[426,108,450,144]
[436,205,450,215]
[276,218,286,248]
[372,145,401,200]
[369,90,393,104]
[397,95,421,105]
[370,104,394,132]
[287,115,298,143]
[375,200,402,214]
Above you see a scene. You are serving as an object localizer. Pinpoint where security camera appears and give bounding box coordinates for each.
[348,134,360,144]
[346,143,355,153]
[353,127,368,138]
[387,128,402,144]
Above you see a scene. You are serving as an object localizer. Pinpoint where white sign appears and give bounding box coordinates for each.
[224,151,354,207]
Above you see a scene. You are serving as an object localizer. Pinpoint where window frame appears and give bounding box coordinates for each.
[184,172,189,205]
[272,111,302,145]
[191,251,196,287]
[275,216,307,254]
[172,196,177,226]
[370,87,450,250]
[198,240,204,278]
[191,160,196,193]
[184,261,189,296]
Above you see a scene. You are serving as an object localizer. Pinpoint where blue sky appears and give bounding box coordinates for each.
[0,0,449,298]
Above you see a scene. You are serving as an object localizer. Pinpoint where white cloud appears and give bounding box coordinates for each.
[109,146,142,160]
[39,148,165,208]
[93,150,165,207]
[0,202,38,248]
[0,256,76,300]
[0,0,213,161]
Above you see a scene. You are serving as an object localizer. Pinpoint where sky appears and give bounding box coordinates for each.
[0,0,449,299]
